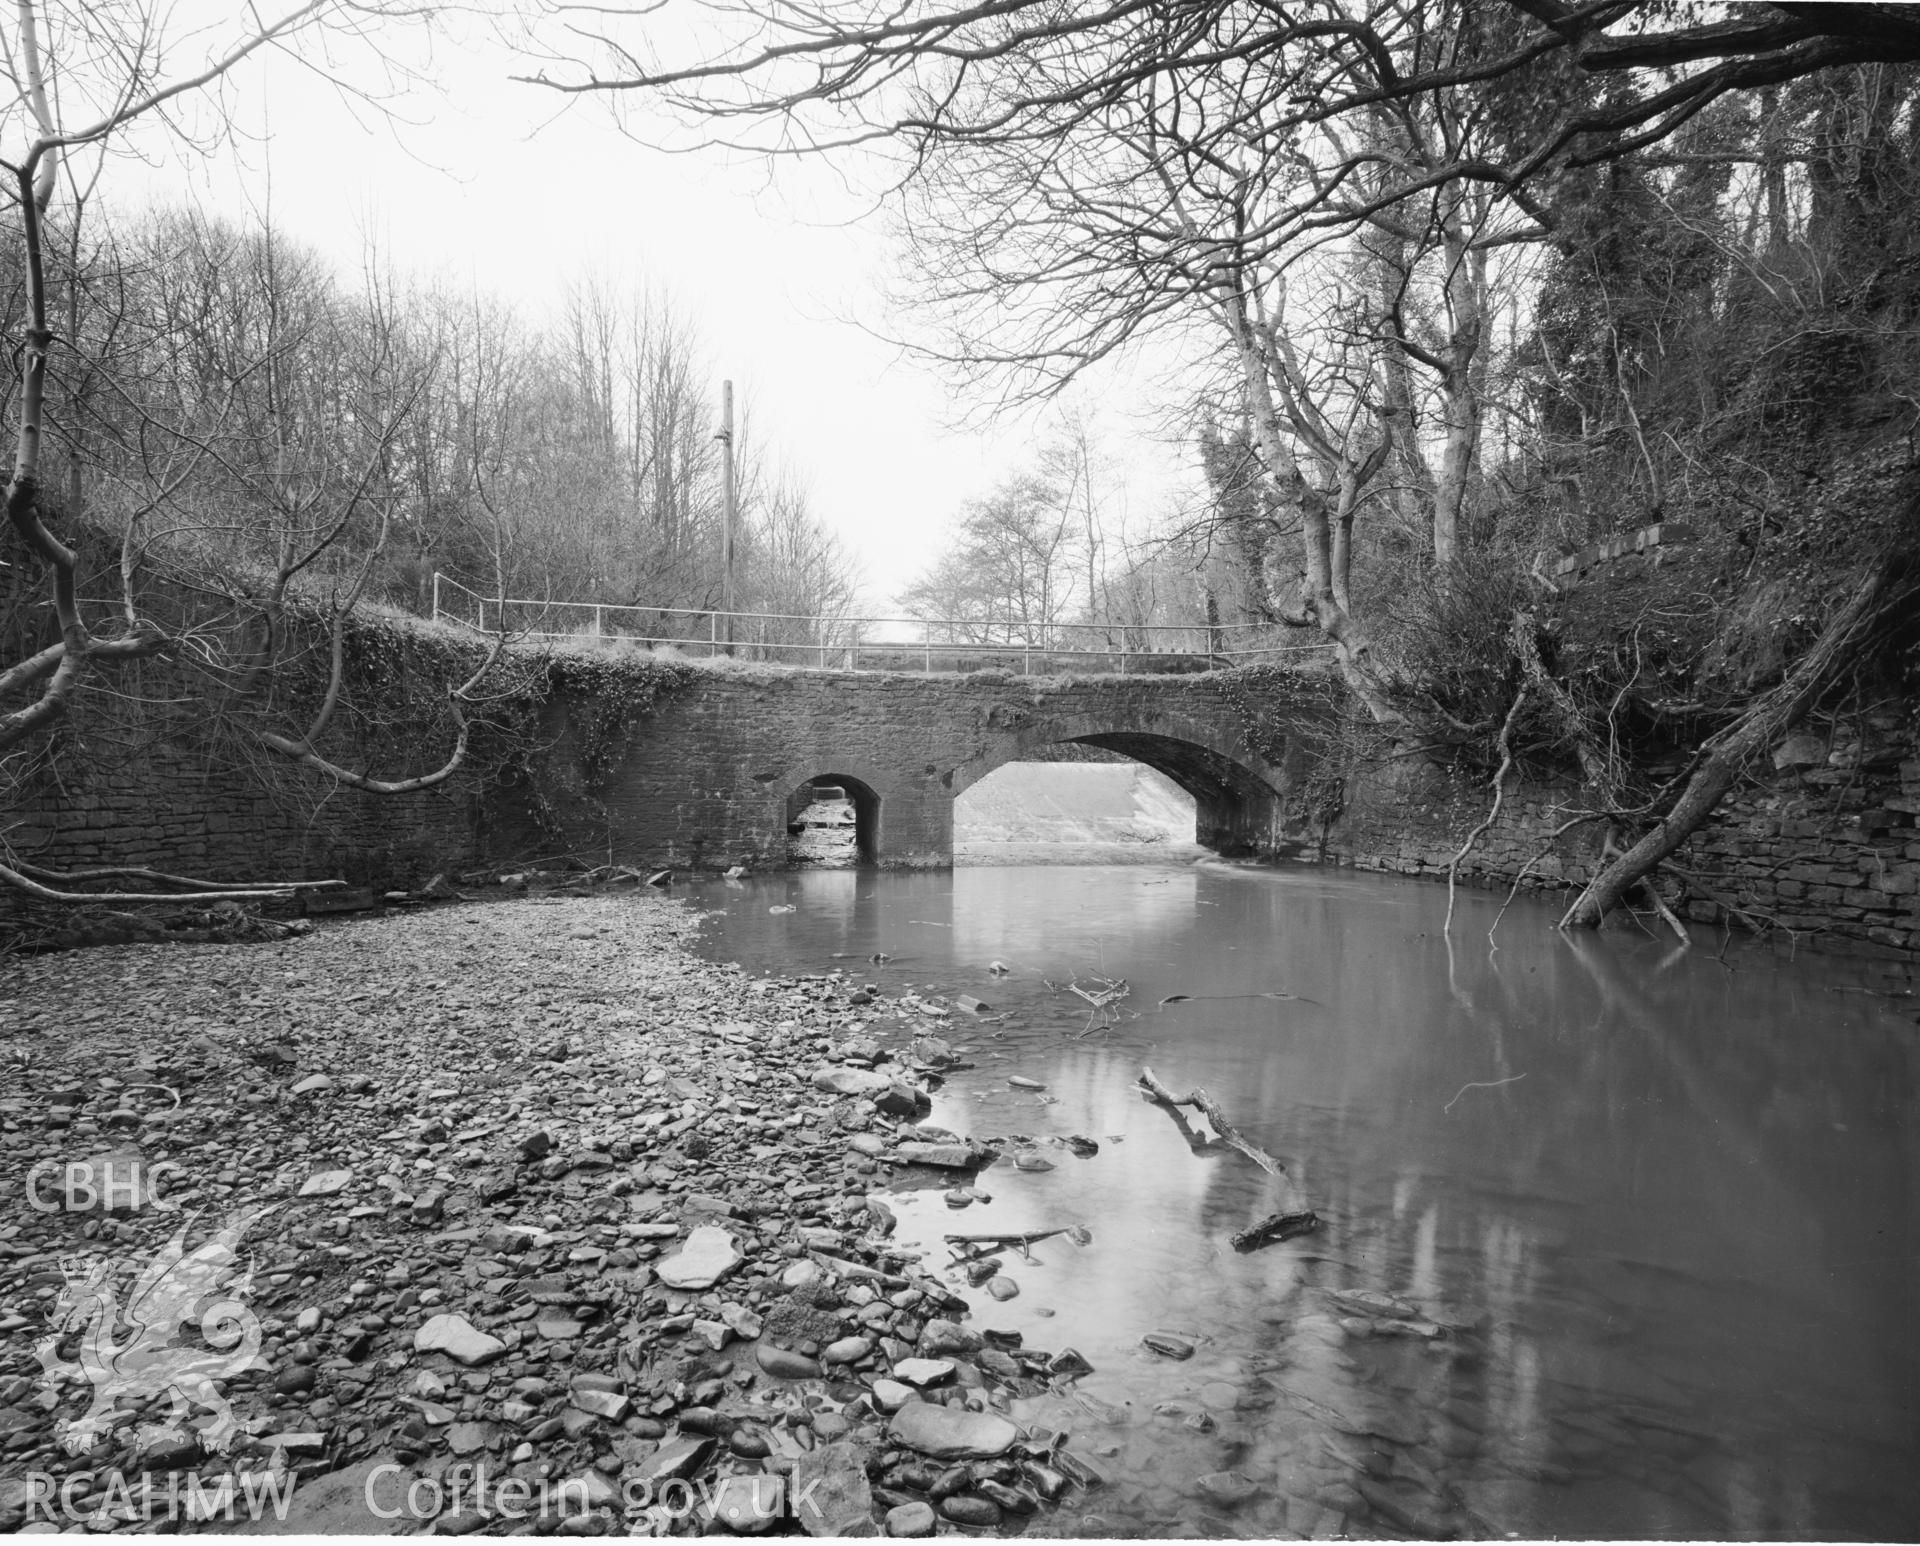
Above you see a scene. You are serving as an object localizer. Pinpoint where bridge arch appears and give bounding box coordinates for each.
[779,765,893,865]
[948,710,1298,857]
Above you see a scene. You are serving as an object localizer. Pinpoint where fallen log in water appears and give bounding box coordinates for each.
[1230,1210,1320,1252]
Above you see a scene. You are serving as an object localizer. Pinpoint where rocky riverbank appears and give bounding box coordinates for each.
[0,893,1105,1536]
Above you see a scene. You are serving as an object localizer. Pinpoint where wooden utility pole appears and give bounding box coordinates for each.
[718,379,736,654]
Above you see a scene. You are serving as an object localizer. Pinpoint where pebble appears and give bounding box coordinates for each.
[273,1364,318,1396]
[886,1500,938,1537]
[781,1259,825,1289]
[893,1142,983,1170]
[891,1358,955,1387]
[1049,1348,1095,1378]
[569,1387,630,1421]
[297,1167,353,1197]
[634,1435,715,1483]
[1143,1332,1196,1360]
[870,1378,915,1412]
[413,1313,507,1366]
[1197,1471,1261,1508]
[656,1224,743,1289]
[757,1344,825,1379]
[939,1495,1003,1527]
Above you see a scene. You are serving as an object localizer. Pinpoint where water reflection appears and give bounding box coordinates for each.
[690,863,1920,1540]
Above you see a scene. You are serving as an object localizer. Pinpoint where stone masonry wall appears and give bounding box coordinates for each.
[1326,709,1920,959]
[0,622,494,934]
[5,744,482,891]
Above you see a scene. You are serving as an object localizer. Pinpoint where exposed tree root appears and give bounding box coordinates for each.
[1641,871,1692,947]
[1444,675,1529,934]
[1513,609,1616,793]
[1487,812,1609,943]
[1659,861,1767,934]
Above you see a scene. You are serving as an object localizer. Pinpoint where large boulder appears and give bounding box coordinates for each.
[886,1399,1020,1460]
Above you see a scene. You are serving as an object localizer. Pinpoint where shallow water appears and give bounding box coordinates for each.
[687,861,1920,1540]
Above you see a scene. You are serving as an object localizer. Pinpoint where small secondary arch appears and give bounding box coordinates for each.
[783,771,882,865]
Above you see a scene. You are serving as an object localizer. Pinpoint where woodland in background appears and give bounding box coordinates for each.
[0,208,856,633]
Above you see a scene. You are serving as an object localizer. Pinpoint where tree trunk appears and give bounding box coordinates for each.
[1222,297,1403,719]
[1562,560,1906,928]
[1432,208,1485,567]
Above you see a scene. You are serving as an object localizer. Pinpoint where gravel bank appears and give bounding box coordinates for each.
[0,893,1100,1536]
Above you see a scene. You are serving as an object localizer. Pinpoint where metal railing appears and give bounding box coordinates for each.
[430,573,1333,675]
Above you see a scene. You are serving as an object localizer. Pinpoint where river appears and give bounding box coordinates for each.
[686,860,1919,1540]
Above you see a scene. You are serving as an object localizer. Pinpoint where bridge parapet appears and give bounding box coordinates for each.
[433,573,1333,676]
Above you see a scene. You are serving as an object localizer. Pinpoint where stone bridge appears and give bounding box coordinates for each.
[521,667,1333,870]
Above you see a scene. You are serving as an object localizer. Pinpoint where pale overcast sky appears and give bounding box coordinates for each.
[107,16,1200,611]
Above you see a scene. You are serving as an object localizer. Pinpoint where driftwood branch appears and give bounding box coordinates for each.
[1137,1065,1286,1177]
[12,860,343,894]
[0,861,310,905]
[944,1228,1072,1247]
[1138,1066,1320,1250]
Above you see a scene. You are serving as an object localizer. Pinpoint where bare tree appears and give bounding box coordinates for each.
[735,468,864,656]
[515,3,1920,241]
[899,470,1080,646]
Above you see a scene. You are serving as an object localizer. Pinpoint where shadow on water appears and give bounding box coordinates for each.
[688,863,1920,1540]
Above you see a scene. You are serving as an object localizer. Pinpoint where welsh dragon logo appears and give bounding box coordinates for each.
[34,1206,274,1456]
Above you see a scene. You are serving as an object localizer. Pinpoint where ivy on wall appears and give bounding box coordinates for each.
[507,652,696,853]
